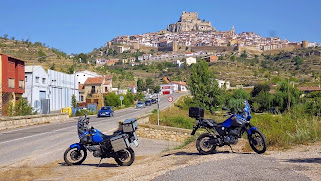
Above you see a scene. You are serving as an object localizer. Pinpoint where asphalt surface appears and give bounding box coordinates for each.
[153,153,311,181]
[0,93,184,167]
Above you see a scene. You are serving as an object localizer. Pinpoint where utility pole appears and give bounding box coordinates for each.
[287,78,290,111]
[157,93,160,126]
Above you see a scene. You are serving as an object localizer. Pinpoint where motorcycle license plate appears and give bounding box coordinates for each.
[133,140,139,147]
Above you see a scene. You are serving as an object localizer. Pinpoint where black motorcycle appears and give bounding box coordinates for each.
[64,115,139,166]
[190,101,267,154]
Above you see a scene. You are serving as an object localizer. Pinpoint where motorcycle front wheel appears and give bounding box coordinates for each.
[248,130,267,154]
[64,147,87,166]
[114,147,135,166]
[196,133,217,155]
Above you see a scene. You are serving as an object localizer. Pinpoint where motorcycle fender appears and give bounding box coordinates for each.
[70,143,84,150]
[247,127,257,136]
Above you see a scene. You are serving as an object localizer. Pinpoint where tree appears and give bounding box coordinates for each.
[76,53,88,63]
[240,51,248,59]
[188,60,221,113]
[49,63,56,70]
[5,98,33,116]
[230,55,236,62]
[104,93,121,107]
[71,94,77,109]
[152,85,161,93]
[273,80,301,112]
[232,89,250,100]
[3,34,8,40]
[145,77,154,90]
[253,91,274,111]
[137,78,145,92]
[251,83,270,97]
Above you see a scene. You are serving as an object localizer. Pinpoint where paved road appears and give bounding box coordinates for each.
[0,93,184,167]
[153,153,311,181]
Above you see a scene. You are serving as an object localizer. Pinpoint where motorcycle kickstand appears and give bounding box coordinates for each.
[228,145,235,153]
[97,158,103,167]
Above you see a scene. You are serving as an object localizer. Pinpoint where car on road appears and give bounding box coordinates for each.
[136,101,145,109]
[151,98,157,104]
[145,100,152,106]
[97,106,114,117]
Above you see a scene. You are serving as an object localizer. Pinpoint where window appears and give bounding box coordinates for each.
[25,76,27,82]
[19,80,24,89]
[105,87,108,92]
[8,78,15,89]
[42,78,46,84]
[91,86,95,93]
[35,76,40,83]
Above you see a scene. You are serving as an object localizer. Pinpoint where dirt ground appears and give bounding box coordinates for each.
[0,139,320,181]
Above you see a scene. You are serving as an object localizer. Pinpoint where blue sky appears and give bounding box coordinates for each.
[0,0,320,54]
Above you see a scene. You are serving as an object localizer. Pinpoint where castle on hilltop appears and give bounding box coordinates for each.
[167,11,216,32]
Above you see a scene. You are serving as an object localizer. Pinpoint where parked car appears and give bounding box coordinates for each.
[136,101,145,109]
[151,98,157,104]
[145,100,152,106]
[97,106,114,117]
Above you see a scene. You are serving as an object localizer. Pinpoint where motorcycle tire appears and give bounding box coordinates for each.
[196,133,217,155]
[64,147,87,166]
[114,147,135,166]
[248,130,267,154]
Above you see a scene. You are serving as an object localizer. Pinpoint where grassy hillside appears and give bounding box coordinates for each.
[0,37,74,72]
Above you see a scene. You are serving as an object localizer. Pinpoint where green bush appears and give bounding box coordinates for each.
[5,98,33,116]
[251,112,321,148]
[75,109,96,116]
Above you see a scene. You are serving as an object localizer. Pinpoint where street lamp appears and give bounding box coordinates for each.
[30,54,54,108]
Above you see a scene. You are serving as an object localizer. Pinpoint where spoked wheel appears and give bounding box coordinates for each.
[248,130,267,154]
[114,147,135,166]
[64,147,87,166]
[196,133,217,155]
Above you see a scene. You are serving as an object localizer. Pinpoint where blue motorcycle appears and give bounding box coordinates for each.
[190,101,267,154]
[64,115,139,166]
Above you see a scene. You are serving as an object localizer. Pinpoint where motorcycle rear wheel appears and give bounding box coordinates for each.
[114,147,135,166]
[64,147,87,166]
[196,133,217,155]
[248,130,267,154]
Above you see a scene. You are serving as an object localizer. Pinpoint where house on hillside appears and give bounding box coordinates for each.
[169,81,188,92]
[76,70,100,84]
[186,57,196,66]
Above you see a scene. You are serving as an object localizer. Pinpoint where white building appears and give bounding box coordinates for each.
[48,69,79,111]
[169,81,188,92]
[216,79,230,89]
[186,57,197,66]
[23,66,49,114]
[160,84,174,95]
[76,70,100,84]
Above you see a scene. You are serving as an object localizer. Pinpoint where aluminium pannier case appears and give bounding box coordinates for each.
[122,118,138,133]
[110,134,130,152]
[189,107,204,118]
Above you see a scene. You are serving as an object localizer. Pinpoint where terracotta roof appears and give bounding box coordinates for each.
[84,77,104,85]
[128,85,137,88]
[104,81,111,85]
[298,87,321,92]
[79,84,84,90]
[170,81,187,86]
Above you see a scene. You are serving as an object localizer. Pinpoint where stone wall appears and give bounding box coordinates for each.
[136,123,191,143]
[0,113,70,130]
